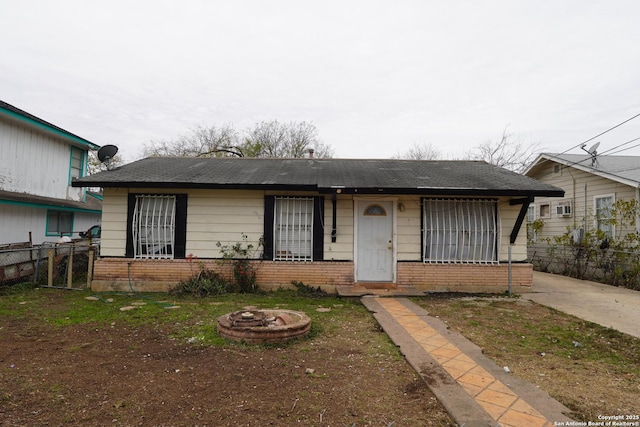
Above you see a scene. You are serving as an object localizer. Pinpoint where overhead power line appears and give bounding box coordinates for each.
[557,111,640,156]
[597,136,640,156]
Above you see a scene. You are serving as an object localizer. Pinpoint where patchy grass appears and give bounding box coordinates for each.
[413,295,640,422]
[0,287,452,426]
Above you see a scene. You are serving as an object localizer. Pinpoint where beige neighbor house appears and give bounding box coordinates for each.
[72,157,563,294]
[524,153,640,264]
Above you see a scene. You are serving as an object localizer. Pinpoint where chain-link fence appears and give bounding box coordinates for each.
[0,242,97,289]
[528,243,640,290]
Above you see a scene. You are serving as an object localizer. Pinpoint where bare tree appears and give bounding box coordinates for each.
[393,142,442,160]
[87,150,124,174]
[244,120,334,158]
[143,124,242,157]
[142,121,333,159]
[466,127,540,173]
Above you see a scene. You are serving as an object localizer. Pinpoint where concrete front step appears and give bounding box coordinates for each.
[336,285,426,297]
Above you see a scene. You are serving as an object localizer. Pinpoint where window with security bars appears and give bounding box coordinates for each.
[423,198,498,264]
[132,195,176,259]
[274,197,314,261]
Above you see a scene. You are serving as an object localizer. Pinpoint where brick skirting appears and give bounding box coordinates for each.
[91,258,354,293]
[91,258,532,293]
[397,262,532,293]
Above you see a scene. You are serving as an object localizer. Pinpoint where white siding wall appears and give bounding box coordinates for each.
[323,195,354,260]
[0,204,100,245]
[397,196,422,261]
[99,189,529,263]
[0,118,84,201]
[188,190,264,257]
[100,188,266,258]
[100,188,129,256]
[0,204,44,244]
[498,200,528,261]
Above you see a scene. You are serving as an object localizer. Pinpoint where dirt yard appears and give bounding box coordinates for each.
[0,289,453,426]
[2,287,639,426]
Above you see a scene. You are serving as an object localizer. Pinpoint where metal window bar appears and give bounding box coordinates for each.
[274,197,313,261]
[423,198,497,264]
[132,195,176,259]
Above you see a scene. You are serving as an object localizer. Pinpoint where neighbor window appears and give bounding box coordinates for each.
[422,198,498,264]
[594,194,615,239]
[263,196,324,261]
[540,203,551,218]
[47,210,73,236]
[69,147,84,183]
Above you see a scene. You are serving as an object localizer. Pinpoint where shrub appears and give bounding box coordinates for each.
[169,268,232,297]
[216,234,262,293]
[292,280,328,297]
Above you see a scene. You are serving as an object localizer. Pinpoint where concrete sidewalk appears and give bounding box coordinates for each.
[524,271,640,339]
[362,297,573,427]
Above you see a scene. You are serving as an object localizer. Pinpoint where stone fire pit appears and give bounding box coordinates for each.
[217,309,311,344]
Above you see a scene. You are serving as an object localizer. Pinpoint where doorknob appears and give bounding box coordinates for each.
[387,240,393,250]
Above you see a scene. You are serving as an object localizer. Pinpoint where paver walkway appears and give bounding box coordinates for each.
[362,297,574,427]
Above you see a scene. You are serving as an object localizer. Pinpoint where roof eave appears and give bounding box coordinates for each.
[72,180,564,198]
[0,106,100,151]
[526,153,640,188]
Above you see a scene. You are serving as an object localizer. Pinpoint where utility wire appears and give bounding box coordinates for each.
[595,136,640,156]
[605,139,640,156]
[555,112,640,156]
[560,136,640,169]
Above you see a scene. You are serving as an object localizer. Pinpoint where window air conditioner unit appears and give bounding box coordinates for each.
[556,203,572,217]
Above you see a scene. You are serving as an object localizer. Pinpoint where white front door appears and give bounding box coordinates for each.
[356,201,394,282]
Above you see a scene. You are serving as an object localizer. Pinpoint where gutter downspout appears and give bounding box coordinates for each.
[331,193,337,243]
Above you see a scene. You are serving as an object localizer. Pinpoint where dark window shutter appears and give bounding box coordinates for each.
[174,194,188,258]
[125,194,136,258]
[263,196,275,260]
[313,196,324,261]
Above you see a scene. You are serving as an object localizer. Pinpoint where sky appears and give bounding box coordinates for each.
[2,0,640,163]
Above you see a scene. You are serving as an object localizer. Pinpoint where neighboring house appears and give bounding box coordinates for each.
[524,153,640,246]
[72,157,563,293]
[0,100,102,245]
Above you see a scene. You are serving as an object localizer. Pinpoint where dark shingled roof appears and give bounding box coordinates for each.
[73,157,564,197]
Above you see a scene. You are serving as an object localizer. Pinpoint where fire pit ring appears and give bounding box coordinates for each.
[217,309,311,344]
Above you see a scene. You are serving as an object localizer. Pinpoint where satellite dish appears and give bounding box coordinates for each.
[97,144,118,162]
[97,145,119,170]
[580,141,600,167]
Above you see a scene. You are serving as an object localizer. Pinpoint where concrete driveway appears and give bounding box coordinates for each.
[522,271,640,339]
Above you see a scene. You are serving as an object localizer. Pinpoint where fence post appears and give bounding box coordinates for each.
[66,246,74,288]
[48,250,54,287]
[87,247,94,289]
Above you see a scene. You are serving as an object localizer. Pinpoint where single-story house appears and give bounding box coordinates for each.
[72,157,563,293]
